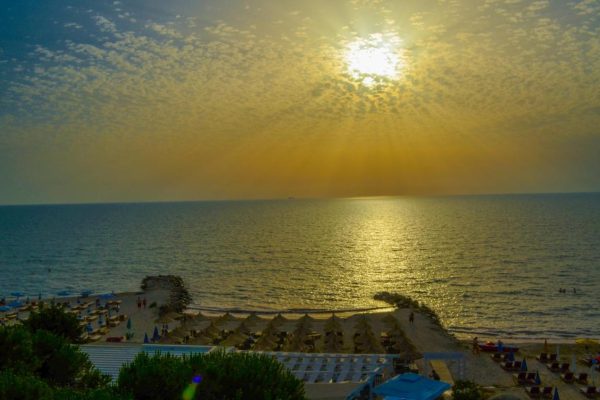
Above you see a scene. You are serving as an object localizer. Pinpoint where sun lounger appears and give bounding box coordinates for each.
[558,363,570,373]
[577,373,589,385]
[541,387,553,399]
[491,353,503,362]
[561,372,575,383]
[526,386,541,398]
[546,362,560,372]
[536,353,549,362]
[515,372,537,385]
[579,386,598,398]
[503,361,522,371]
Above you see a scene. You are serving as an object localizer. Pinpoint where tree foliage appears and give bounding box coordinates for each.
[118,349,306,400]
[453,380,483,400]
[24,304,83,343]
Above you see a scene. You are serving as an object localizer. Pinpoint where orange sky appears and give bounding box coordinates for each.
[1,0,599,204]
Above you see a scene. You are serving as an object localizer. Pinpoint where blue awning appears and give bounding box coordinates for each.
[373,373,451,400]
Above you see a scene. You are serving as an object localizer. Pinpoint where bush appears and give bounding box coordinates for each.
[453,380,483,400]
[117,350,306,400]
[32,329,110,389]
[0,325,109,391]
[24,304,83,343]
[0,370,54,400]
[0,325,39,375]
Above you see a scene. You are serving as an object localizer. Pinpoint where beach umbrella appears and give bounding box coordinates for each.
[152,326,160,341]
[10,291,25,298]
[8,301,23,308]
[535,370,541,385]
[126,318,132,330]
[507,351,515,362]
[38,293,42,301]
[98,293,114,299]
[521,358,528,372]
[552,387,559,400]
[244,312,264,327]
[144,333,149,343]
[0,306,12,312]
[272,313,288,326]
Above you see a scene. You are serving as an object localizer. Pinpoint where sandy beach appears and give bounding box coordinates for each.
[3,278,599,400]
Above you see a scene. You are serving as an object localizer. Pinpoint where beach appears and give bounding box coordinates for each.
[5,275,598,400]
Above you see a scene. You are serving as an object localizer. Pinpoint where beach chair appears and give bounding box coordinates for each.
[541,387,553,399]
[546,362,560,372]
[579,386,598,398]
[558,363,570,373]
[491,353,503,362]
[547,354,558,362]
[501,361,514,370]
[514,372,528,385]
[526,386,541,398]
[536,353,549,362]
[560,371,575,383]
[524,372,537,384]
[577,373,589,385]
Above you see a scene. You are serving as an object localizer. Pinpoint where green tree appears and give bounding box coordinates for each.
[0,370,54,400]
[117,350,306,400]
[0,325,39,375]
[453,380,483,400]
[32,329,110,389]
[24,304,83,343]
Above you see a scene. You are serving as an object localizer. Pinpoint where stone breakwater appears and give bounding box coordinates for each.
[141,275,192,314]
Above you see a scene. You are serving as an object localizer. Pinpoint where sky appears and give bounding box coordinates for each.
[1,0,599,205]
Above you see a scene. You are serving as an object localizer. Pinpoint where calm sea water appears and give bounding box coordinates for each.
[1,194,599,339]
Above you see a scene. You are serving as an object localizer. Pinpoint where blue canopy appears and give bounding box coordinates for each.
[521,358,528,372]
[373,373,451,400]
[0,306,12,312]
[534,370,541,385]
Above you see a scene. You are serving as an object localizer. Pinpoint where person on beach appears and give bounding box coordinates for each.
[472,337,479,354]
[409,311,415,324]
[143,298,147,309]
[429,369,440,381]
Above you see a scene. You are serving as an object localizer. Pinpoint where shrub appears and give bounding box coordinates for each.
[24,304,83,343]
[32,329,110,389]
[0,325,39,375]
[117,350,306,400]
[117,352,193,399]
[453,380,483,400]
[0,370,54,400]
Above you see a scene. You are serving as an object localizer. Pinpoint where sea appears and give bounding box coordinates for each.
[1,193,599,340]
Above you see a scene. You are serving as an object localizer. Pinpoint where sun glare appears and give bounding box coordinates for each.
[345,34,404,85]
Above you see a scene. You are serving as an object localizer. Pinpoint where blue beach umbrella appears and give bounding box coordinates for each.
[126,318,132,330]
[508,351,515,362]
[552,387,559,400]
[99,293,115,300]
[535,370,541,385]
[38,293,42,300]
[521,358,528,372]
[144,333,149,343]
[10,291,25,298]
[152,326,160,341]
[0,306,12,312]
[8,301,23,308]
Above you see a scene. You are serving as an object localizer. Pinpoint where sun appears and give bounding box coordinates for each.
[345,34,404,85]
